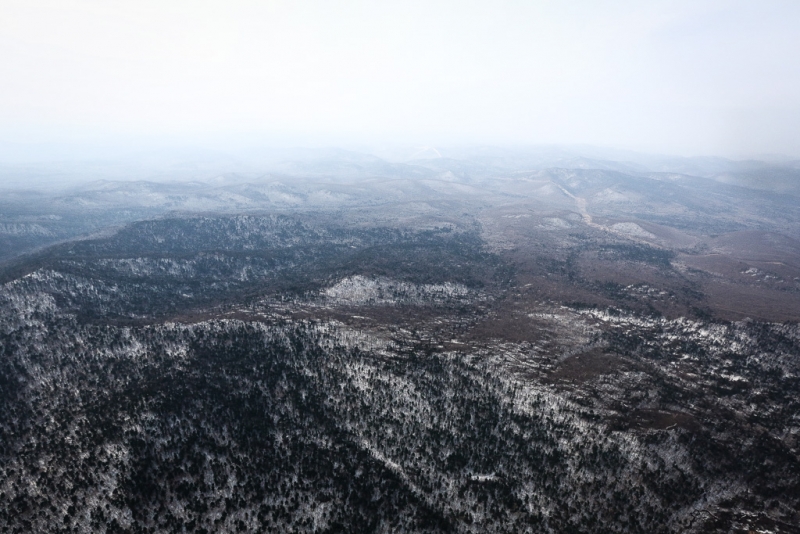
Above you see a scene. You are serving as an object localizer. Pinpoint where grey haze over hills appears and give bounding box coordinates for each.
[1,144,799,264]
[1,143,798,188]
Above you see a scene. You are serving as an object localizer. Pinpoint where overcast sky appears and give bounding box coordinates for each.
[2,0,799,158]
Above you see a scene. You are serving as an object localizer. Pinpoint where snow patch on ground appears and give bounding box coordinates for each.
[593,188,630,202]
[611,222,656,240]
[321,275,478,306]
[0,223,53,236]
[539,217,571,230]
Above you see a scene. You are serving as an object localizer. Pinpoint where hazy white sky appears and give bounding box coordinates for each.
[1,0,799,158]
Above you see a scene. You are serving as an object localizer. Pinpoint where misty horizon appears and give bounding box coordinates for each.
[1,141,799,193]
[2,1,800,164]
